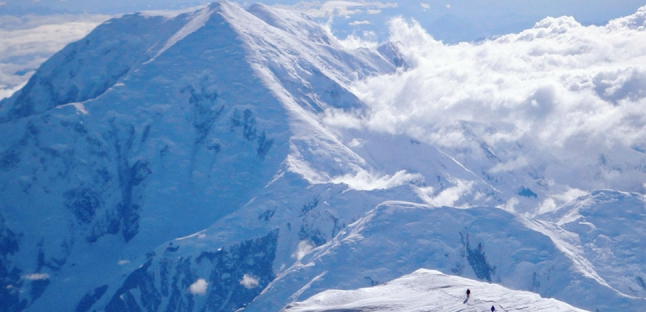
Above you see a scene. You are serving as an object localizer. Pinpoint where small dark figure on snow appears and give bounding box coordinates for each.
[462,288,471,304]
[491,306,496,312]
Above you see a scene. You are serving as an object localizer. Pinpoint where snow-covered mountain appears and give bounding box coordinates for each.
[1,1,645,311]
[283,269,587,312]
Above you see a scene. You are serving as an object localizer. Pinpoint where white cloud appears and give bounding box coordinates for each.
[334,30,379,49]
[347,138,364,147]
[536,187,588,215]
[292,240,314,261]
[489,157,528,174]
[349,20,371,26]
[499,197,519,213]
[342,6,646,192]
[0,82,26,100]
[323,108,364,128]
[331,169,423,191]
[240,274,259,289]
[24,273,49,280]
[606,6,646,31]
[416,179,474,207]
[552,188,588,203]
[537,198,557,215]
[282,1,397,19]
[0,14,108,100]
[420,3,430,10]
[189,278,208,295]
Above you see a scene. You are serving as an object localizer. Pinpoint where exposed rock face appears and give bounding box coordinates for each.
[100,230,278,312]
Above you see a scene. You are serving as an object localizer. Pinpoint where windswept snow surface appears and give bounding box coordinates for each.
[284,269,587,312]
[250,201,642,311]
[537,190,646,298]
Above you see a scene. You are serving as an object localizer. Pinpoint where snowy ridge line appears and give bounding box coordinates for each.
[283,269,588,312]
[174,229,207,241]
[533,190,646,301]
[56,102,88,114]
[521,218,621,294]
[271,200,384,288]
[254,198,640,310]
[376,199,433,209]
[211,1,410,193]
[145,5,213,64]
[288,271,328,303]
[242,3,364,88]
[138,5,207,18]
[436,147,501,194]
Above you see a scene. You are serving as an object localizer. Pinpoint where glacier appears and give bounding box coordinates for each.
[1,1,645,311]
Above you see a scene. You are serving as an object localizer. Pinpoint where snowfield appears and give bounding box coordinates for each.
[284,269,587,312]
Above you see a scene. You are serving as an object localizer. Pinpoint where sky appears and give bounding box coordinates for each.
[1,0,645,41]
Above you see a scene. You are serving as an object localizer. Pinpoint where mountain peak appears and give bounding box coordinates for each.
[0,2,398,311]
[284,269,587,312]
[0,0,395,124]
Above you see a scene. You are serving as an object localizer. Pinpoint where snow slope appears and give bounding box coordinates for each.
[537,190,646,299]
[249,201,643,311]
[284,269,587,312]
[0,2,399,311]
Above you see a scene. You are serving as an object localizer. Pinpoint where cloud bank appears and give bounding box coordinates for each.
[332,6,646,193]
[0,14,108,99]
[331,169,422,191]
